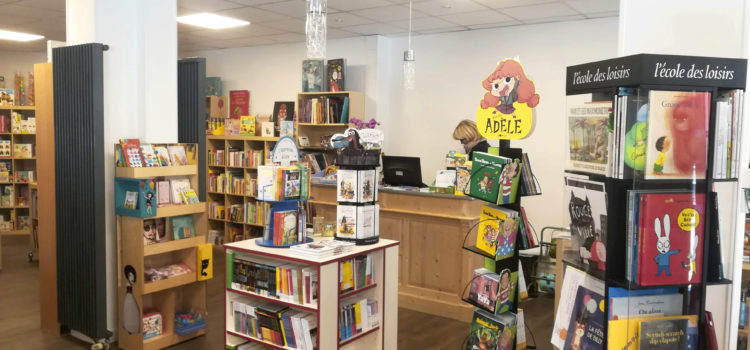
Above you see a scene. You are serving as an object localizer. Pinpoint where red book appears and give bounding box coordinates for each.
[274,211,285,245]
[637,192,705,286]
[229,90,250,120]
[520,206,536,247]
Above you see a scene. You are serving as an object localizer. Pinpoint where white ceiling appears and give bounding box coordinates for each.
[0,0,618,52]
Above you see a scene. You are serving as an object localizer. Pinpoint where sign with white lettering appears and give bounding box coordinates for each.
[566,54,747,92]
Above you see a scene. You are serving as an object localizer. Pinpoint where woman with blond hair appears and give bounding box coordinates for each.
[452,119,490,159]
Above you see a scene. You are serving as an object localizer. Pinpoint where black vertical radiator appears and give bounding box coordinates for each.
[53,43,109,341]
[177,58,207,201]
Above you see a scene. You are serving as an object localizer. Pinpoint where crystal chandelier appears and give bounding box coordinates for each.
[403,0,415,90]
[306,0,327,59]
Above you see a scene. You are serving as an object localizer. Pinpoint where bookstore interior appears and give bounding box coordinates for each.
[2,1,750,350]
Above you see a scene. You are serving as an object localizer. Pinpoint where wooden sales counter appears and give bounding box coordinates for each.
[310,183,484,322]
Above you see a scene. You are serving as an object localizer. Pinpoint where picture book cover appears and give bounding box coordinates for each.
[469,154,504,203]
[261,122,274,137]
[608,315,698,350]
[167,145,187,166]
[455,164,471,195]
[327,58,345,92]
[13,143,32,158]
[240,115,256,136]
[639,318,688,349]
[645,91,710,180]
[563,286,604,350]
[206,77,221,97]
[337,170,357,202]
[465,309,516,350]
[230,90,250,119]
[551,266,605,349]
[283,168,300,199]
[153,145,171,166]
[124,191,138,209]
[496,215,519,260]
[564,175,607,278]
[636,192,705,286]
[120,139,143,167]
[156,181,171,206]
[495,265,518,314]
[620,92,649,179]
[273,101,294,126]
[359,170,375,202]
[0,88,13,106]
[143,218,166,245]
[172,215,195,240]
[468,268,500,313]
[356,205,375,239]
[280,210,298,245]
[476,204,507,257]
[567,95,612,176]
[140,144,160,167]
[302,59,325,92]
[169,177,191,204]
[609,293,683,320]
[280,120,295,138]
[337,205,357,239]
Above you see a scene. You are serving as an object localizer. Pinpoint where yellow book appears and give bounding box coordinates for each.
[341,260,353,291]
[354,302,362,330]
[196,243,213,281]
[476,204,507,256]
[608,315,697,350]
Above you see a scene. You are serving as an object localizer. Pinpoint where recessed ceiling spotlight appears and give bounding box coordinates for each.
[441,4,452,9]
[177,13,250,29]
[335,18,344,23]
[0,29,44,42]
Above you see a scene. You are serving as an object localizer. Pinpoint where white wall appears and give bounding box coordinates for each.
[0,51,47,93]
[186,17,620,234]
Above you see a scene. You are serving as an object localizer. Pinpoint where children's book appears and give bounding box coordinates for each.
[563,286,605,350]
[476,204,507,257]
[468,152,508,202]
[327,58,345,92]
[120,139,143,167]
[358,170,376,202]
[206,77,221,96]
[180,188,200,204]
[168,145,188,166]
[639,318,688,349]
[355,205,375,239]
[230,90,250,119]
[240,115,256,136]
[0,140,10,157]
[635,192,705,286]
[261,122,274,137]
[496,159,522,205]
[301,59,325,92]
[608,315,698,350]
[337,170,357,202]
[273,101,294,127]
[13,143,32,158]
[156,181,171,206]
[153,145,171,166]
[465,309,516,350]
[645,91,710,179]
[280,120,295,138]
[567,94,613,176]
[609,293,683,320]
[551,266,605,349]
[564,175,607,278]
[496,213,519,260]
[495,261,518,314]
[468,268,500,313]
[336,205,357,239]
[169,177,191,204]
[172,215,195,239]
[455,164,471,195]
[143,218,166,245]
[124,191,138,209]
[282,168,301,199]
[140,144,160,167]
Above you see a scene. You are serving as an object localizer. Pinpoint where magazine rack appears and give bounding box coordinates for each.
[557,54,747,349]
[460,146,541,349]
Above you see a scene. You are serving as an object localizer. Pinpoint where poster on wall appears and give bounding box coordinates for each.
[476,58,540,140]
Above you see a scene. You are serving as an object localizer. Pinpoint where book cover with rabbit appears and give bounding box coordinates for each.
[637,192,705,286]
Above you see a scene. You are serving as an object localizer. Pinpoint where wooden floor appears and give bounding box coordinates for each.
[0,235,554,349]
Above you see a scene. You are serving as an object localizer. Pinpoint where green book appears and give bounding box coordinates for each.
[496,159,523,205]
[226,251,234,289]
[469,152,509,203]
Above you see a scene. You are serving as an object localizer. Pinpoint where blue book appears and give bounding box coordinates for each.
[341,97,350,124]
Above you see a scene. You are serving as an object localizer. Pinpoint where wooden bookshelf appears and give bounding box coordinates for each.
[224,238,399,350]
[0,102,36,270]
[205,134,279,244]
[295,91,363,153]
[116,152,208,350]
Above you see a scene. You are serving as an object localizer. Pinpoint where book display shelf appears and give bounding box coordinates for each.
[295,91,363,153]
[116,145,209,350]
[206,135,279,244]
[556,54,746,349]
[460,147,535,350]
[223,238,399,350]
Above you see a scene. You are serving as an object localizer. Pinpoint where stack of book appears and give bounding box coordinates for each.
[117,139,193,168]
[243,149,264,168]
[209,201,225,220]
[475,204,520,260]
[339,254,374,293]
[208,149,225,166]
[338,298,378,342]
[289,240,355,259]
[713,89,744,179]
[297,96,349,124]
[231,299,317,349]
[228,148,244,167]
[230,254,318,306]
[467,151,523,205]
[208,170,226,193]
[257,164,311,201]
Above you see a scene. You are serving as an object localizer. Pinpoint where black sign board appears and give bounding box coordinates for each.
[566,54,747,93]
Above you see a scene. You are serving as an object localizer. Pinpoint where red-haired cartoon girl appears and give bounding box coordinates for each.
[480,59,540,114]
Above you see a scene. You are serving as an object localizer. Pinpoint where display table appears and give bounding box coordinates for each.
[310,183,484,322]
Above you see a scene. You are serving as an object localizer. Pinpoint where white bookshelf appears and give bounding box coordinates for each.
[224,238,399,350]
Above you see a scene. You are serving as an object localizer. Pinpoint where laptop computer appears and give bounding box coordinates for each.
[382,155,428,188]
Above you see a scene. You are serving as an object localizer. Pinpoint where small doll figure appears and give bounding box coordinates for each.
[652,136,671,175]
[144,191,154,215]
[654,214,679,277]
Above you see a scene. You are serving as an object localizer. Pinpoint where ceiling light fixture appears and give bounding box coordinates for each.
[306,0,327,59]
[0,29,44,42]
[403,0,415,90]
[176,13,249,29]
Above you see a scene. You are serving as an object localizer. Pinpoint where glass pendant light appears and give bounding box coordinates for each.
[403,0,415,90]
[306,0,327,59]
